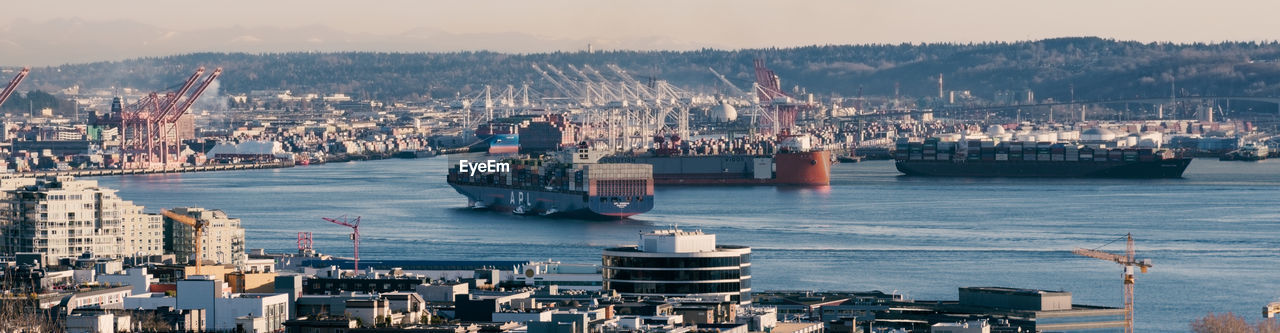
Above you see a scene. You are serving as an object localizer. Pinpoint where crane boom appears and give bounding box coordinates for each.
[582,65,628,101]
[606,64,656,100]
[157,68,205,120]
[1073,248,1136,266]
[565,64,604,101]
[168,68,222,122]
[161,209,198,227]
[532,64,577,102]
[544,64,591,105]
[0,67,30,108]
[709,67,749,99]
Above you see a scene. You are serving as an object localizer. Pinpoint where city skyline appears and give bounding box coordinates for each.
[4,0,1280,66]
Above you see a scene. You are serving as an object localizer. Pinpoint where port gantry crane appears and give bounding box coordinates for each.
[322,216,362,272]
[161,209,209,275]
[1073,233,1153,333]
[117,67,222,168]
[0,67,30,108]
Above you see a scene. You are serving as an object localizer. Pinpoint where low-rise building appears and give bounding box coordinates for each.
[65,311,131,333]
[127,276,291,331]
[97,267,157,294]
[514,261,603,291]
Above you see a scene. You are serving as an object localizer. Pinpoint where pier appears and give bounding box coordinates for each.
[6,162,294,178]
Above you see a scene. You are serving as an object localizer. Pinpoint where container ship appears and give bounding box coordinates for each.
[488,134,519,155]
[1220,142,1269,161]
[475,113,577,154]
[598,134,831,186]
[894,137,1191,178]
[447,145,654,218]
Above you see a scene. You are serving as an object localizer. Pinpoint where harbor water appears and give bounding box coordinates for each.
[94,156,1280,331]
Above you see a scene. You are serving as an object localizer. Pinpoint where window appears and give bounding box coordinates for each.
[606,281,741,294]
[603,255,740,269]
[605,269,740,281]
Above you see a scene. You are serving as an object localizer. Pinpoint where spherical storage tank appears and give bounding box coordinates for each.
[710,103,738,122]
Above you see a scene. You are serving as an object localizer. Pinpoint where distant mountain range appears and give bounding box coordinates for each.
[13,37,1280,105]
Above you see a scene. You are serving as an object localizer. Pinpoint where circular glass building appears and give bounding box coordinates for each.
[602,229,751,304]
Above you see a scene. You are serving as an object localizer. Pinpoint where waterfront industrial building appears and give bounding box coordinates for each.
[602,228,752,304]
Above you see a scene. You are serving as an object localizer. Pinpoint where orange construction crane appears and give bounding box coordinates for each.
[162,209,208,274]
[0,67,30,108]
[1073,233,1153,333]
[322,216,361,271]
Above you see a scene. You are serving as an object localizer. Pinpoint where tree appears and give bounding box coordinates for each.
[1259,318,1280,333]
[133,311,172,332]
[1192,312,1256,333]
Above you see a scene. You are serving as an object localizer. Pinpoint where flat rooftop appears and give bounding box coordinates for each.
[301,259,533,271]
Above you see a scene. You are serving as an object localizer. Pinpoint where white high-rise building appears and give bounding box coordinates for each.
[0,176,164,260]
[121,201,165,257]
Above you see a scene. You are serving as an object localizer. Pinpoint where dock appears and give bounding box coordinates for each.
[7,162,294,178]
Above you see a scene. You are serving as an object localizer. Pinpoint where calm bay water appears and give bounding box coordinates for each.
[94,156,1280,331]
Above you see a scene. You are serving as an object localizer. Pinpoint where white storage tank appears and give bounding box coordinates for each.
[1138,132,1163,148]
[1058,131,1080,141]
[1080,128,1118,142]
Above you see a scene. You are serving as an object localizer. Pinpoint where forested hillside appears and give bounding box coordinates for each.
[18,37,1280,103]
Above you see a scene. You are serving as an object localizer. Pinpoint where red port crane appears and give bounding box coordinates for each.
[322,216,361,271]
[117,67,223,168]
[0,67,30,108]
[752,59,812,135]
[1073,233,1153,333]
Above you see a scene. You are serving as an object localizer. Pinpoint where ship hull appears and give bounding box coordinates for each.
[449,183,653,219]
[895,158,1192,178]
[601,151,831,186]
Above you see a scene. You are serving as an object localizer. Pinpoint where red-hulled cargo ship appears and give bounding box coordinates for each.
[598,135,831,186]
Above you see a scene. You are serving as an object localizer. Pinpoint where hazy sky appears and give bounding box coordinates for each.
[3,0,1279,66]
